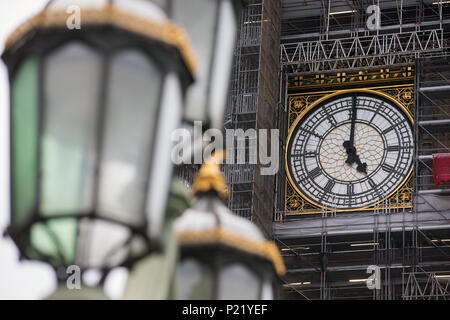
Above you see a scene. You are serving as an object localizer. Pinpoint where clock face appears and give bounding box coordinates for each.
[286,92,414,210]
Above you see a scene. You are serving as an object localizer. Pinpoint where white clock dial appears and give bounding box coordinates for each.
[287,92,414,210]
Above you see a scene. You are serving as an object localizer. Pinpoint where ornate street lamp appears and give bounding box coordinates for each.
[169,0,246,130]
[151,0,248,165]
[174,154,286,299]
[2,0,195,287]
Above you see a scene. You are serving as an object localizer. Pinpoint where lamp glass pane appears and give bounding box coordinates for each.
[260,280,274,300]
[146,73,182,238]
[97,50,161,227]
[30,223,59,264]
[29,217,77,266]
[208,0,237,129]
[218,264,259,299]
[76,218,131,268]
[172,0,218,122]
[46,218,78,265]
[11,57,39,228]
[42,42,102,216]
[176,258,214,299]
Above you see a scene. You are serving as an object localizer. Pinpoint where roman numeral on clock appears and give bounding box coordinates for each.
[381,163,394,173]
[386,145,400,152]
[368,178,383,199]
[322,107,337,126]
[369,101,383,124]
[367,178,377,189]
[324,180,335,193]
[347,184,354,195]
[299,127,323,139]
[382,126,394,134]
[309,167,321,179]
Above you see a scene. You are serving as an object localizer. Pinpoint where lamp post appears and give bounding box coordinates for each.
[2,0,195,294]
[174,154,286,299]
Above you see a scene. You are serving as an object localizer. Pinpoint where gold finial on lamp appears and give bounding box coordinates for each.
[191,150,229,200]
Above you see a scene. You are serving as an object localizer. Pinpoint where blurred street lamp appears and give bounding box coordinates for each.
[2,0,195,289]
[170,0,246,130]
[153,0,248,163]
[174,153,286,299]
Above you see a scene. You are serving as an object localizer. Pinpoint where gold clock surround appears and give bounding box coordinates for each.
[285,82,414,216]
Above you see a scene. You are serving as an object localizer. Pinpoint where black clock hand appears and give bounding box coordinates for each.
[344,148,367,173]
[343,95,357,152]
[342,95,367,173]
[354,153,368,174]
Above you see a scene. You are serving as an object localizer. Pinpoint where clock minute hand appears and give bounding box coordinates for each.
[348,95,357,146]
[343,95,357,164]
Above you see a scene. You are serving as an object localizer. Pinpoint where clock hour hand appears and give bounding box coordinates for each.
[343,141,356,164]
[354,153,368,174]
[343,145,367,173]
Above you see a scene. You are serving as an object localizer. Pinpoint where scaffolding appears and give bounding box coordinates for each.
[275,204,450,299]
[175,1,264,199]
[223,0,281,238]
[223,0,263,221]
[176,1,450,299]
[274,0,450,300]
[281,0,450,75]
[281,29,444,75]
[403,271,450,299]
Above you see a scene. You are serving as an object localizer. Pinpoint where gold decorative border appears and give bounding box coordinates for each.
[176,227,286,276]
[4,5,197,74]
[288,67,414,89]
[285,84,414,215]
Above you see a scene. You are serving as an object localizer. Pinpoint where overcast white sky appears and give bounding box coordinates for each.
[0,1,126,300]
[0,0,57,300]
